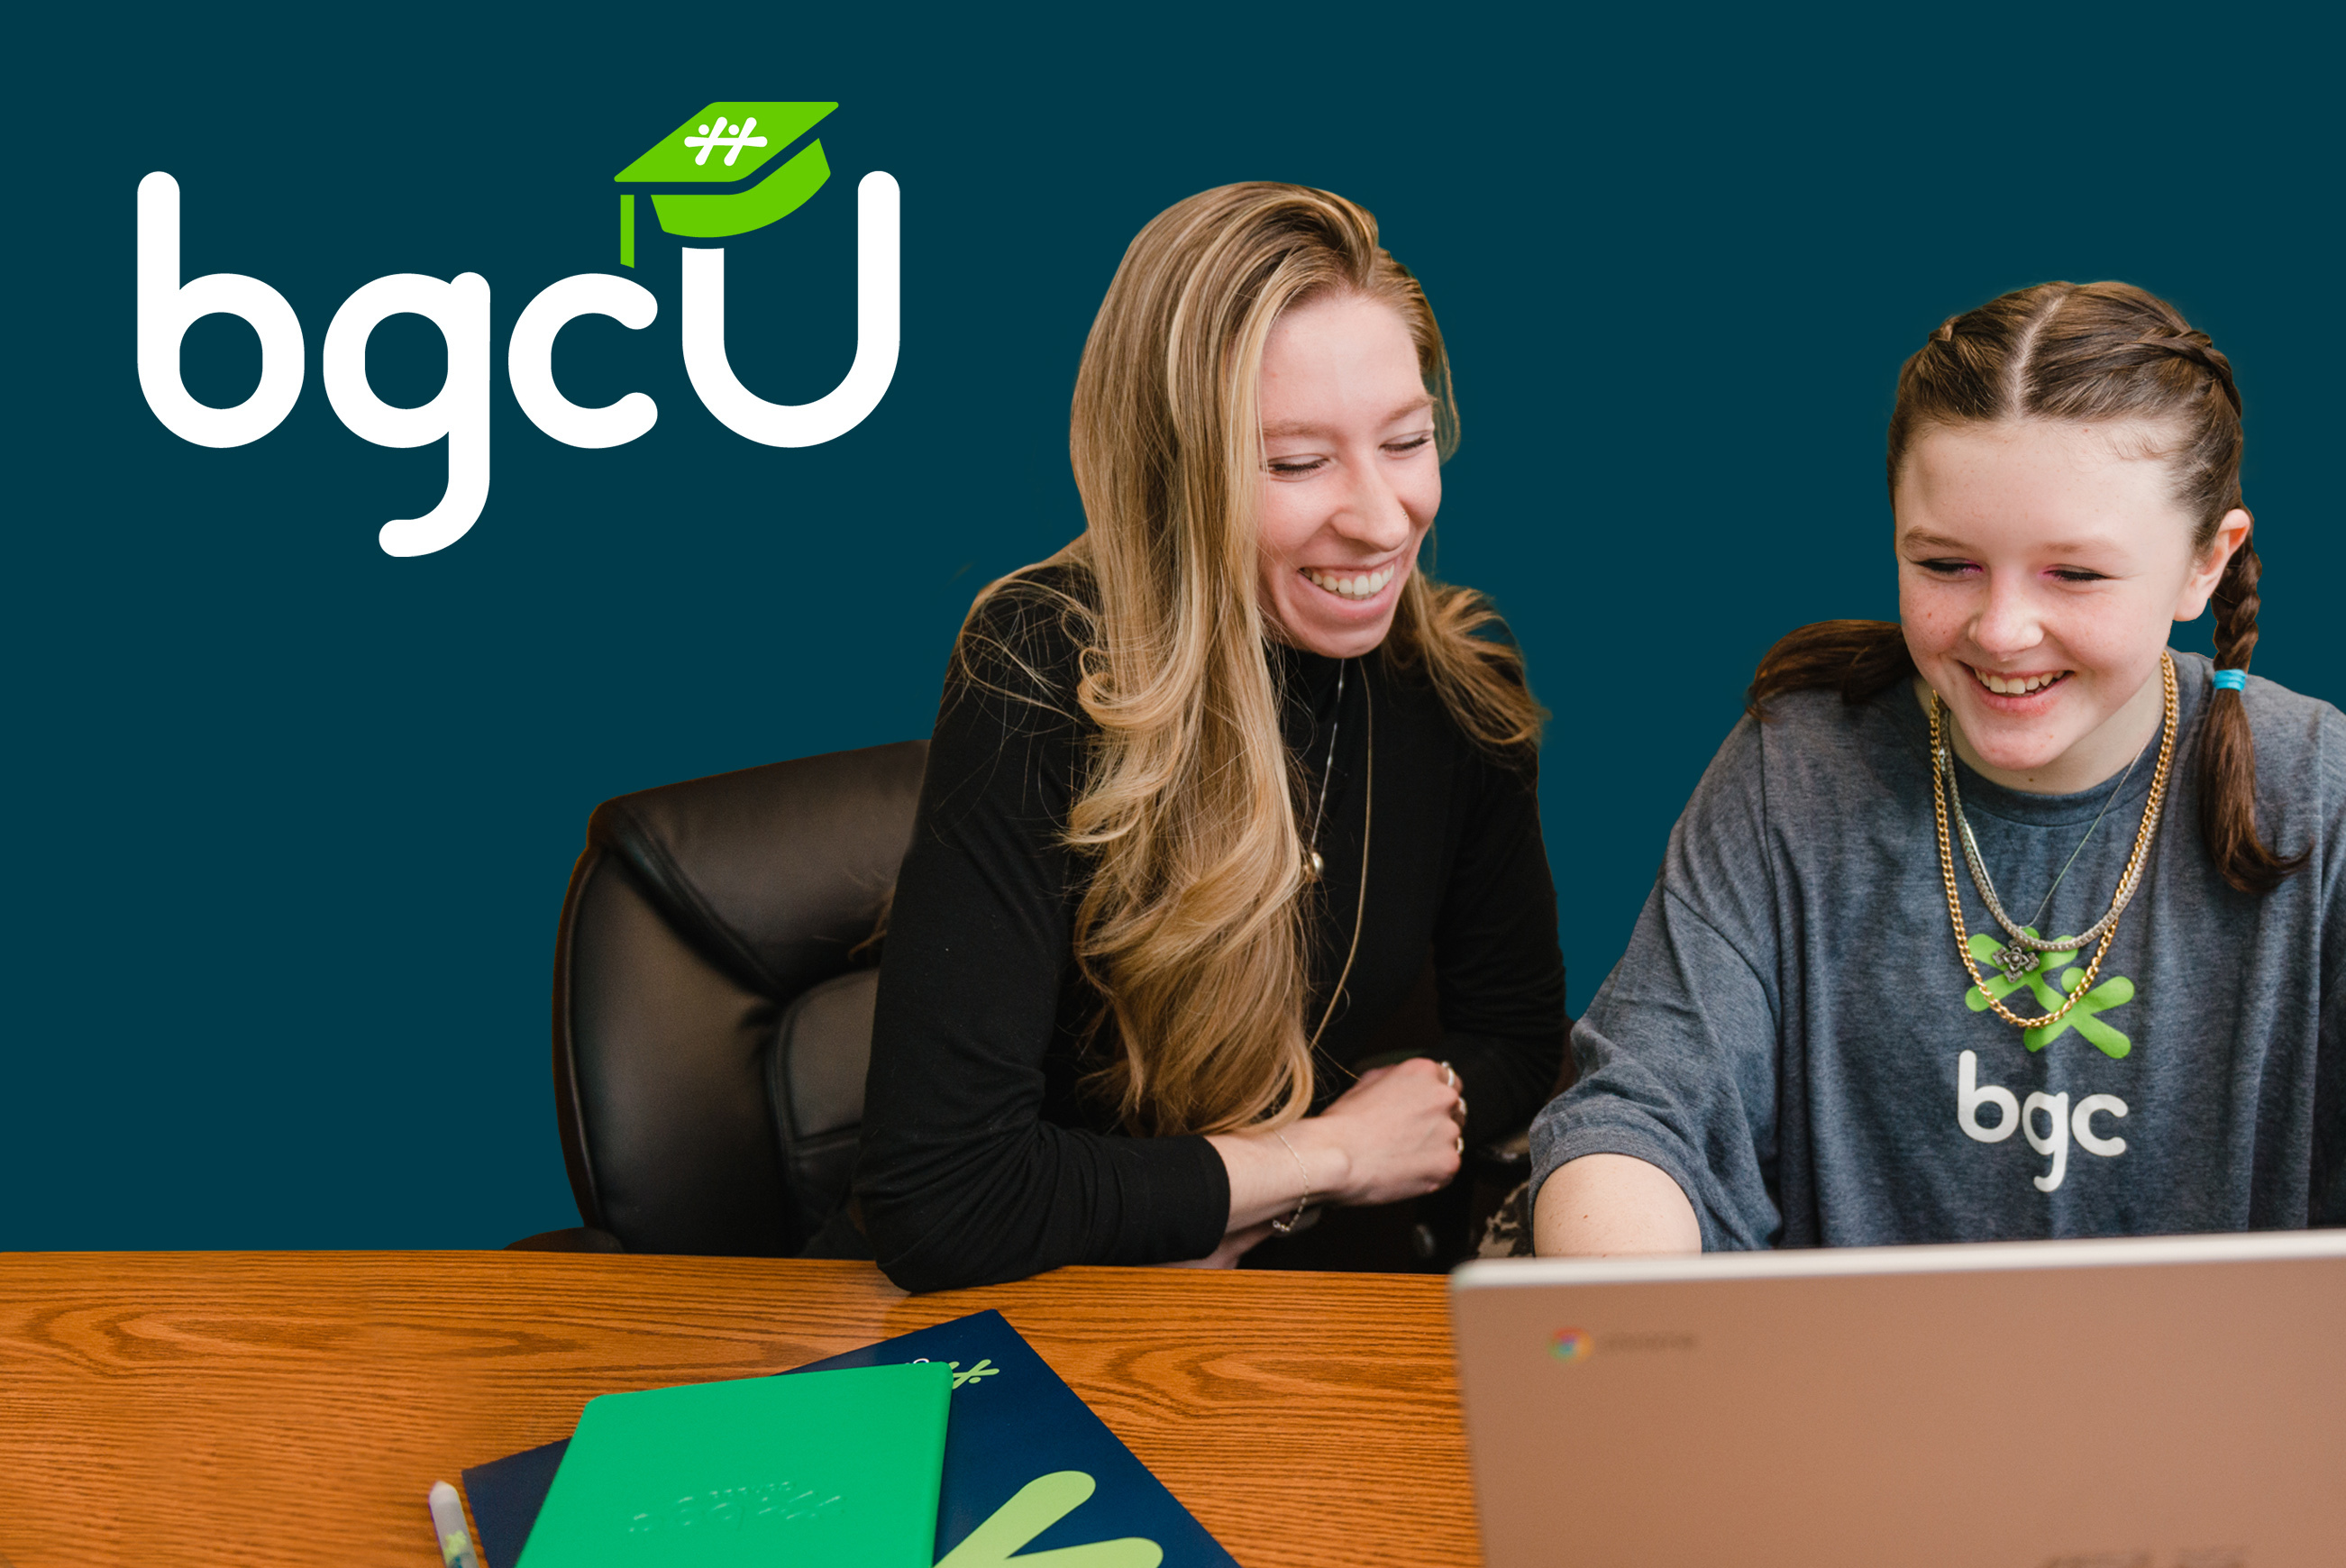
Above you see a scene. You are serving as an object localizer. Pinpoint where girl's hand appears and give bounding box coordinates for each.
[1305,1056,1465,1206]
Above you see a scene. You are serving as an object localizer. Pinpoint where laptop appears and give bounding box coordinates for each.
[1449,1231,2346,1567]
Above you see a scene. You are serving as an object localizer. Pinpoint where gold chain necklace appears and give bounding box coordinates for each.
[1930,651,2177,1030]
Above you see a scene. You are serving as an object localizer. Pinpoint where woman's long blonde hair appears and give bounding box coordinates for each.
[963,182,1542,1137]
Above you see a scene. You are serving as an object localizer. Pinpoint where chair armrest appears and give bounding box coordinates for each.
[506,1226,627,1253]
[1470,1128,1531,1181]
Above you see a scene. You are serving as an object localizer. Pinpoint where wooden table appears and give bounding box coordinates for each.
[0,1253,1476,1568]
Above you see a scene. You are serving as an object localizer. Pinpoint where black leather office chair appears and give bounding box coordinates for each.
[512,741,927,1256]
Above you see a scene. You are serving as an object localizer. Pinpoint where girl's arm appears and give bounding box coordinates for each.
[1529,716,1789,1254]
[1532,1153,1701,1255]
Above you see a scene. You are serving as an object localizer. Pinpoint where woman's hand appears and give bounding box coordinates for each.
[1206,1056,1466,1235]
[1306,1056,1467,1205]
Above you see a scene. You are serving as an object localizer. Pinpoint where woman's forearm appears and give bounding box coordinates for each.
[1206,1123,1353,1232]
[1531,1153,1702,1256]
[860,1119,1234,1289]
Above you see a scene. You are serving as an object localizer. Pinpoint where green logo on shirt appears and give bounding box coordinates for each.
[1962,929,2136,1058]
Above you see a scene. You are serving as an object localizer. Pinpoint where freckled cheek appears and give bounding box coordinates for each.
[1900,584,1967,658]
[2024,607,2126,680]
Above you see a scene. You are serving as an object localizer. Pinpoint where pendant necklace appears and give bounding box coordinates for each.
[1930,650,2177,1030]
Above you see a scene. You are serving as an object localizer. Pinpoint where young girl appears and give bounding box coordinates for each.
[1532,281,2345,1253]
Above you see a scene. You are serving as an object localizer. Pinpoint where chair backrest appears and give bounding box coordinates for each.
[552,741,928,1254]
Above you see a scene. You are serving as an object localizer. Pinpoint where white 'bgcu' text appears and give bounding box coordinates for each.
[134,170,901,557]
[1957,1049,2128,1193]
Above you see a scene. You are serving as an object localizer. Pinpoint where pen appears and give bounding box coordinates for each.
[428,1481,480,1568]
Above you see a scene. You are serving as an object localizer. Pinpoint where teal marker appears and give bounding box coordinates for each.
[427,1481,480,1568]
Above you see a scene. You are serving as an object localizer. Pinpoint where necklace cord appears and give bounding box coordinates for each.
[2022,727,2151,931]
[1305,661,1346,866]
[1304,670,1372,1062]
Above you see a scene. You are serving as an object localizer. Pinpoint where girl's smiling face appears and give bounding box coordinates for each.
[1896,419,2249,794]
[1255,291,1440,659]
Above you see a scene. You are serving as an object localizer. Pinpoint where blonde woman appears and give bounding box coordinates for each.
[854,184,1566,1291]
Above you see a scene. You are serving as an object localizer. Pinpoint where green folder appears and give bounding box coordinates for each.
[514,1362,953,1567]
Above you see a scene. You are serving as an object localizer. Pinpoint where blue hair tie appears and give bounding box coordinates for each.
[2213,669,2247,692]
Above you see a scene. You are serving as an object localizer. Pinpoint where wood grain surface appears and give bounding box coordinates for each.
[0,1253,1478,1568]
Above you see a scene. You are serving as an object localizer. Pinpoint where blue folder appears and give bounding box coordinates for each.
[462,1309,1237,1568]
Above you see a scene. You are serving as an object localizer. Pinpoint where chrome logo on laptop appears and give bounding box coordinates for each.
[1547,1327,1593,1363]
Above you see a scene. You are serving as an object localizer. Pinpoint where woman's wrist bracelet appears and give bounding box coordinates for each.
[1269,1130,1312,1235]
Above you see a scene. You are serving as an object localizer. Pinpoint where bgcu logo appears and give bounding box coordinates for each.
[136,102,898,557]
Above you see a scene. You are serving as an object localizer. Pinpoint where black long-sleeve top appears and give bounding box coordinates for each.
[855,565,1566,1291]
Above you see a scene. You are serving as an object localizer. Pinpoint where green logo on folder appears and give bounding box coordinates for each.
[936,1472,1163,1568]
[612,101,837,266]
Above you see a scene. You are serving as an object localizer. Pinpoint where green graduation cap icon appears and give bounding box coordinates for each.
[613,102,837,265]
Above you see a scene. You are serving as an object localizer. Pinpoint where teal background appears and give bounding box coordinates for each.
[5,5,2339,1247]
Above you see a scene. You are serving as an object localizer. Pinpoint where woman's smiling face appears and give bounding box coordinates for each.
[1896,419,2246,793]
[1255,291,1440,659]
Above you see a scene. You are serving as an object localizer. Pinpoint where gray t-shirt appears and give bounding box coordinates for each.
[1531,650,2346,1248]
